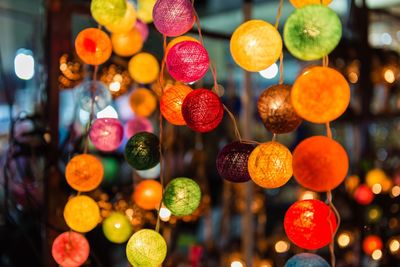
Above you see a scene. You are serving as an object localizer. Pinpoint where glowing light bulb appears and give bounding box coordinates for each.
[275,240,290,253]
[259,63,278,79]
[389,239,400,253]
[300,191,316,200]
[109,81,121,92]
[231,260,244,267]
[384,69,395,83]
[371,249,382,260]
[14,49,35,80]
[372,183,382,194]
[159,206,171,222]
[391,186,400,198]
[337,232,351,248]
[96,105,119,119]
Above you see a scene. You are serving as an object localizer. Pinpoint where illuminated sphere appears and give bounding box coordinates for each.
[366,168,388,188]
[125,132,160,170]
[285,253,329,267]
[166,36,199,56]
[66,154,104,192]
[89,118,124,152]
[91,0,126,26]
[257,84,302,134]
[137,0,157,23]
[181,89,224,132]
[101,157,119,184]
[52,231,89,267]
[366,205,382,223]
[76,80,112,113]
[105,1,137,34]
[75,28,112,65]
[160,84,193,125]
[291,66,350,123]
[129,88,157,117]
[135,20,149,42]
[292,136,348,192]
[163,177,201,216]
[153,0,195,37]
[248,142,293,188]
[216,141,255,183]
[354,184,374,205]
[125,117,154,138]
[283,5,341,61]
[102,212,133,243]
[126,229,167,267]
[128,52,159,84]
[230,20,282,72]
[111,28,143,57]
[284,199,337,250]
[166,41,209,83]
[290,0,332,8]
[64,195,100,233]
[136,163,160,179]
[133,180,163,210]
[363,235,383,255]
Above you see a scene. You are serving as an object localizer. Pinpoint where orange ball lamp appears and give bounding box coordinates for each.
[129,88,157,117]
[105,1,137,34]
[75,28,112,65]
[128,52,159,84]
[363,235,383,255]
[230,20,282,72]
[160,84,193,125]
[292,136,348,192]
[64,195,100,233]
[248,141,293,188]
[290,0,332,8]
[111,28,143,57]
[291,66,350,123]
[133,180,163,210]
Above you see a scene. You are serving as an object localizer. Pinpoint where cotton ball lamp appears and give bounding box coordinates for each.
[105,1,137,34]
[165,36,200,56]
[66,154,104,192]
[135,20,149,42]
[125,117,154,138]
[216,141,255,183]
[354,184,374,205]
[111,28,143,57]
[163,177,201,216]
[160,84,193,125]
[64,195,100,233]
[75,28,112,65]
[363,235,383,255]
[284,5,341,61]
[136,163,160,179]
[137,0,157,23]
[89,118,124,152]
[125,132,160,170]
[129,88,157,117]
[257,84,302,134]
[128,52,159,84]
[292,136,348,192]
[90,0,126,26]
[284,199,337,250]
[102,212,133,243]
[153,0,195,37]
[230,20,282,72]
[291,66,350,123]
[290,0,332,8]
[76,80,112,113]
[166,41,209,83]
[247,141,293,188]
[126,229,167,267]
[52,231,90,267]
[285,253,330,267]
[181,89,224,132]
[133,180,163,210]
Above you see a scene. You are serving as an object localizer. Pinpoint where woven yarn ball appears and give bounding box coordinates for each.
[66,154,104,192]
[125,117,154,138]
[182,89,223,132]
[291,66,350,123]
[292,136,348,192]
[163,177,201,216]
[126,229,167,267]
[153,0,195,37]
[257,84,302,134]
[128,52,159,84]
[284,5,341,61]
[52,231,90,267]
[290,0,332,8]
[90,0,126,26]
[133,180,163,210]
[230,20,282,72]
[160,84,193,125]
[216,141,255,183]
[105,1,137,34]
[248,141,293,188]
[354,184,374,205]
[363,235,383,255]
[284,199,337,250]
[89,118,124,152]
[76,80,112,113]
[137,0,157,23]
[125,132,160,170]
[135,20,149,42]
[102,212,133,243]
[111,28,143,57]
[129,88,157,117]
[285,253,330,267]
[166,41,209,83]
[166,36,200,56]
[64,195,100,233]
[75,28,112,65]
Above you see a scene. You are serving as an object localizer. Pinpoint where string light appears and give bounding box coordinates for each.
[372,183,382,194]
[275,240,290,253]
[389,239,400,254]
[337,232,352,248]
[159,206,172,222]
[371,249,382,260]
[391,185,400,198]
[231,260,244,267]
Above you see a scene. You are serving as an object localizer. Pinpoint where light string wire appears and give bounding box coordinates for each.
[274,0,284,85]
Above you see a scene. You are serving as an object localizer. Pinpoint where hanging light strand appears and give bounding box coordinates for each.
[274,0,285,85]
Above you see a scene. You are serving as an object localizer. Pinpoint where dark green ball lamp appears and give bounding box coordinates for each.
[125,132,160,170]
